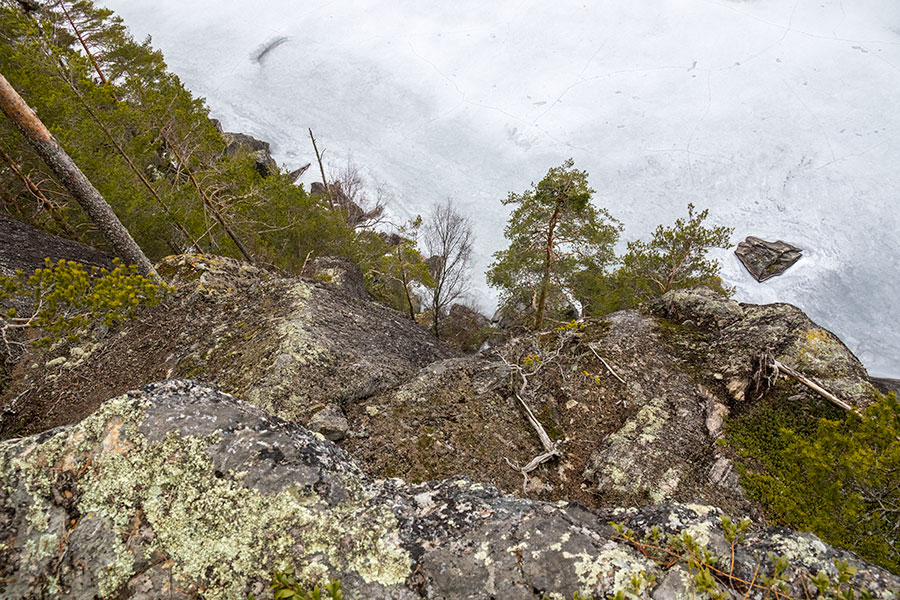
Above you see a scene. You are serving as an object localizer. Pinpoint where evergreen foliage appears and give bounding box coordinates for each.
[0,0,355,272]
[579,203,733,315]
[727,391,900,573]
[0,257,165,347]
[486,159,620,329]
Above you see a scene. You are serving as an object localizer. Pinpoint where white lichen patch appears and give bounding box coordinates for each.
[681,504,718,518]
[77,429,410,598]
[603,395,668,453]
[548,532,571,552]
[3,394,148,499]
[563,545,657,596]
[474,541,491,564]
[769,533,830,570]
[3,389,410,599]
[25,533,57,562]
[97,537,136,598]
[277,319,329,367]
[681,520,714,548]
[650,468,681,503]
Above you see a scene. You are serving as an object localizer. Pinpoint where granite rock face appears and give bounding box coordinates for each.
[222,131,279,177]
[346,287,876,515]
[1,380,896,599]
[735,236,803,282]
[0,213,113,277]
[0,254,454,438]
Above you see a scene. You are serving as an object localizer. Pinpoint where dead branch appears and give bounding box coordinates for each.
[588,344,626,385]
[496,339,570,492]
[308,128,329,202]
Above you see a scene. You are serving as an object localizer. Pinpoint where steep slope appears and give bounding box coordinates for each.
[0,254,454,438]
[345,287,878,516]
[1,380,897,599]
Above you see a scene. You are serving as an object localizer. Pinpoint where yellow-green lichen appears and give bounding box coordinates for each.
[97,536,136,598]
[76,427,410,598]
[563,545,657,596]
[3,388,410,599]
[25,533,58,562]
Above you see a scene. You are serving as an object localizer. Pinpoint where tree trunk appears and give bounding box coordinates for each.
[63,77,204,254]
[0,73,158,279]
[534,203,560,329]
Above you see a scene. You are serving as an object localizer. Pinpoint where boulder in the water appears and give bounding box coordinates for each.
[735,236,802,282]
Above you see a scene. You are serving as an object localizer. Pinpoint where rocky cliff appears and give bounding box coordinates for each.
[0,251,896,598]
[1,380,897,599]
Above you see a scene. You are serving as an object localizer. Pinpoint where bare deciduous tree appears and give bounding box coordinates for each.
[422,199,474,337]
[327,155,386,229]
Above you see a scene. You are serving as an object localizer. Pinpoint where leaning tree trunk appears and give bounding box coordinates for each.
[0,73,158,279]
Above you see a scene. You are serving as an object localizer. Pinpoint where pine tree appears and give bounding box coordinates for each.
[487,159,620,329]
[0,72,157,277]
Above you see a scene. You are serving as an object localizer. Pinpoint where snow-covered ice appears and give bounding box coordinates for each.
[101,0,900,377]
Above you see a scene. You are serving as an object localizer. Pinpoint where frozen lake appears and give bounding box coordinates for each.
[102,0,900,377]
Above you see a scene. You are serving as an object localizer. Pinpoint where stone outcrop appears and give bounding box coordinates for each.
[302,255,370,301]
[735,236,803,282]
[1,380,896,599]
[0,213,113,277]
[0,254,454,438]
[222,131,279,177]
[346,286,878,515]
[650,286,875,403]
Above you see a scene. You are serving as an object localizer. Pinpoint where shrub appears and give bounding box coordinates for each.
[0,258,166,348]
[728,391,900,573]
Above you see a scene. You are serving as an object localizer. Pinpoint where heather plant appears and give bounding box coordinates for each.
[727,390,900,573]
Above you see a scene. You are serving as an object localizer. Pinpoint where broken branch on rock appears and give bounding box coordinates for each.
[589,344,626,385]
[496,350,563,493]
[757,349,857,414]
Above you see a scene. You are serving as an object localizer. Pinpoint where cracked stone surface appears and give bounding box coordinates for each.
[1,380,897,599]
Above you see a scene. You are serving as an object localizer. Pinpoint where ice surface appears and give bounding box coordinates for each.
[101,0,900,376]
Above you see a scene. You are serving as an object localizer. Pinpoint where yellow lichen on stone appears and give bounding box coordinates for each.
[2,390,411,598]
[77,428,410,598]
[564,545,656,596]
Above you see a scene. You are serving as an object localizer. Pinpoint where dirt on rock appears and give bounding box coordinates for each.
[0,254,454,438]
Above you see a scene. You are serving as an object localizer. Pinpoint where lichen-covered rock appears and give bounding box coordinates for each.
[308,403,350,441]
[302,256,369,301]
[347,287,879,519]
[346,311,751,514]
[580,310,746,509]
[650,287,876,404]
[0,254,454,438]
[1,381,896,599]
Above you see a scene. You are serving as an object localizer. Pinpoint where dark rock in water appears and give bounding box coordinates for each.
[735,236,802,282]
[222,131,278,177]
[1,380,897,599]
